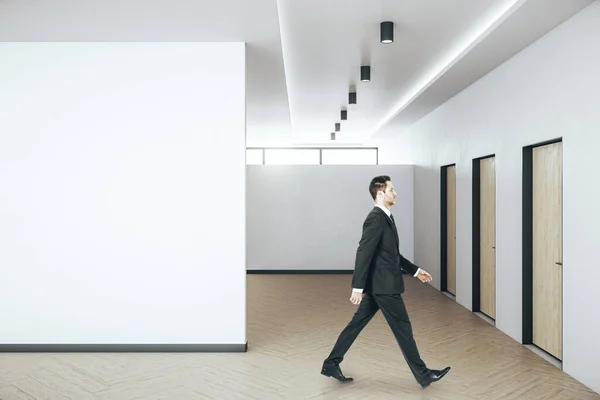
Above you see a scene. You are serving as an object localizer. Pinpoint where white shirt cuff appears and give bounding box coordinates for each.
[413,268,421,277]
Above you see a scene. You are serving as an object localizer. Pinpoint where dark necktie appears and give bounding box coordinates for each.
[389,215,399,247]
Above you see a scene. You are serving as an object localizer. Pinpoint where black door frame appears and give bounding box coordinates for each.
[472,154,495,319]
[440,163,456,295]
[522,137,563,359]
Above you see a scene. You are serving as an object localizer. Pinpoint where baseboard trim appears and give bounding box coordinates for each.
[0,342,248,353]
[247,269,353,274]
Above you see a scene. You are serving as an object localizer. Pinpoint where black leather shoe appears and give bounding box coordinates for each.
[420,366,451,388]
[321,365,353,382]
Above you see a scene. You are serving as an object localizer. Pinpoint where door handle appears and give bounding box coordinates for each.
[555,262,562,266]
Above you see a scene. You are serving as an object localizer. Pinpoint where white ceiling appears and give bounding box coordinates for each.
[278,0,500,145]
[371,0,596,142]
[0,0,594,146]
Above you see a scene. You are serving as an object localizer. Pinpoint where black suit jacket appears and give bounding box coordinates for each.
[351,206,420,294]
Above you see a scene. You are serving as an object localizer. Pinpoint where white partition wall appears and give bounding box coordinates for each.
[247,165,414,271]
[375,2,600,393]
[0,42,246,350]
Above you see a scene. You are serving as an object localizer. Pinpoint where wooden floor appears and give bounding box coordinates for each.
[0,274,598,400]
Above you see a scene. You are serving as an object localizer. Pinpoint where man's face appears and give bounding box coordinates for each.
[382,181,397,206]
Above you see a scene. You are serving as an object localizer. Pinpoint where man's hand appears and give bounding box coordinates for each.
[417,269,433,283]
[350,291,363,305]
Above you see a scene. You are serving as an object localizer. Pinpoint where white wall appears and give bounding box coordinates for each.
[246,166,414,270]
[374,1,600,393]
[0,42,246,346]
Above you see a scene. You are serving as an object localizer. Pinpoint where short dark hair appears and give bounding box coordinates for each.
[369,175,390,200]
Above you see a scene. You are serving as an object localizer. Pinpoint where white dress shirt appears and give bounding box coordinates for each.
[352,204,421,293]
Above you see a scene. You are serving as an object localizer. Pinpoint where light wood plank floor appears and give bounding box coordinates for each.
[1,274,598,399]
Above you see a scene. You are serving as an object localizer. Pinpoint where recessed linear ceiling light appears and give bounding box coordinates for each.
[330,132,336,140]
[341,109,347,120]
[380,21,394,44]
[361,66,371,82]
[368,0,525,140]
[335,122,340,132]
[349,92,357,104]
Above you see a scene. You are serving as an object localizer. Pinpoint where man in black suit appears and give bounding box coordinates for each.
[321,175,450,389]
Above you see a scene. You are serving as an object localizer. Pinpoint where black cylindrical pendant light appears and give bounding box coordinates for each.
[349,91,357,104]
[341,109,347,120]
[380,21,394,44]
[335,122,340,132]
[331,132,336,140]
[361,66,371,82]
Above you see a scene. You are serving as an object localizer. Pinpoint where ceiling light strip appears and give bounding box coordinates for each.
[367,0,528,137]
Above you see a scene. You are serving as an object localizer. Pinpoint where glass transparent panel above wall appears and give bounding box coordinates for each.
[246,149,263,165]
[321,148,377,165]
[264,149,320,165]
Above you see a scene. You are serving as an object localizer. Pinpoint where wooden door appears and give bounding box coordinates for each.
[446,165,456,295]
[532,141,562,359]
[480,157,496,319]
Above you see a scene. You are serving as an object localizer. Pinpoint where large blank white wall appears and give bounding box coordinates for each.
[0,42,246,345]
[374,2,600,393]
[247,165,414,270]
